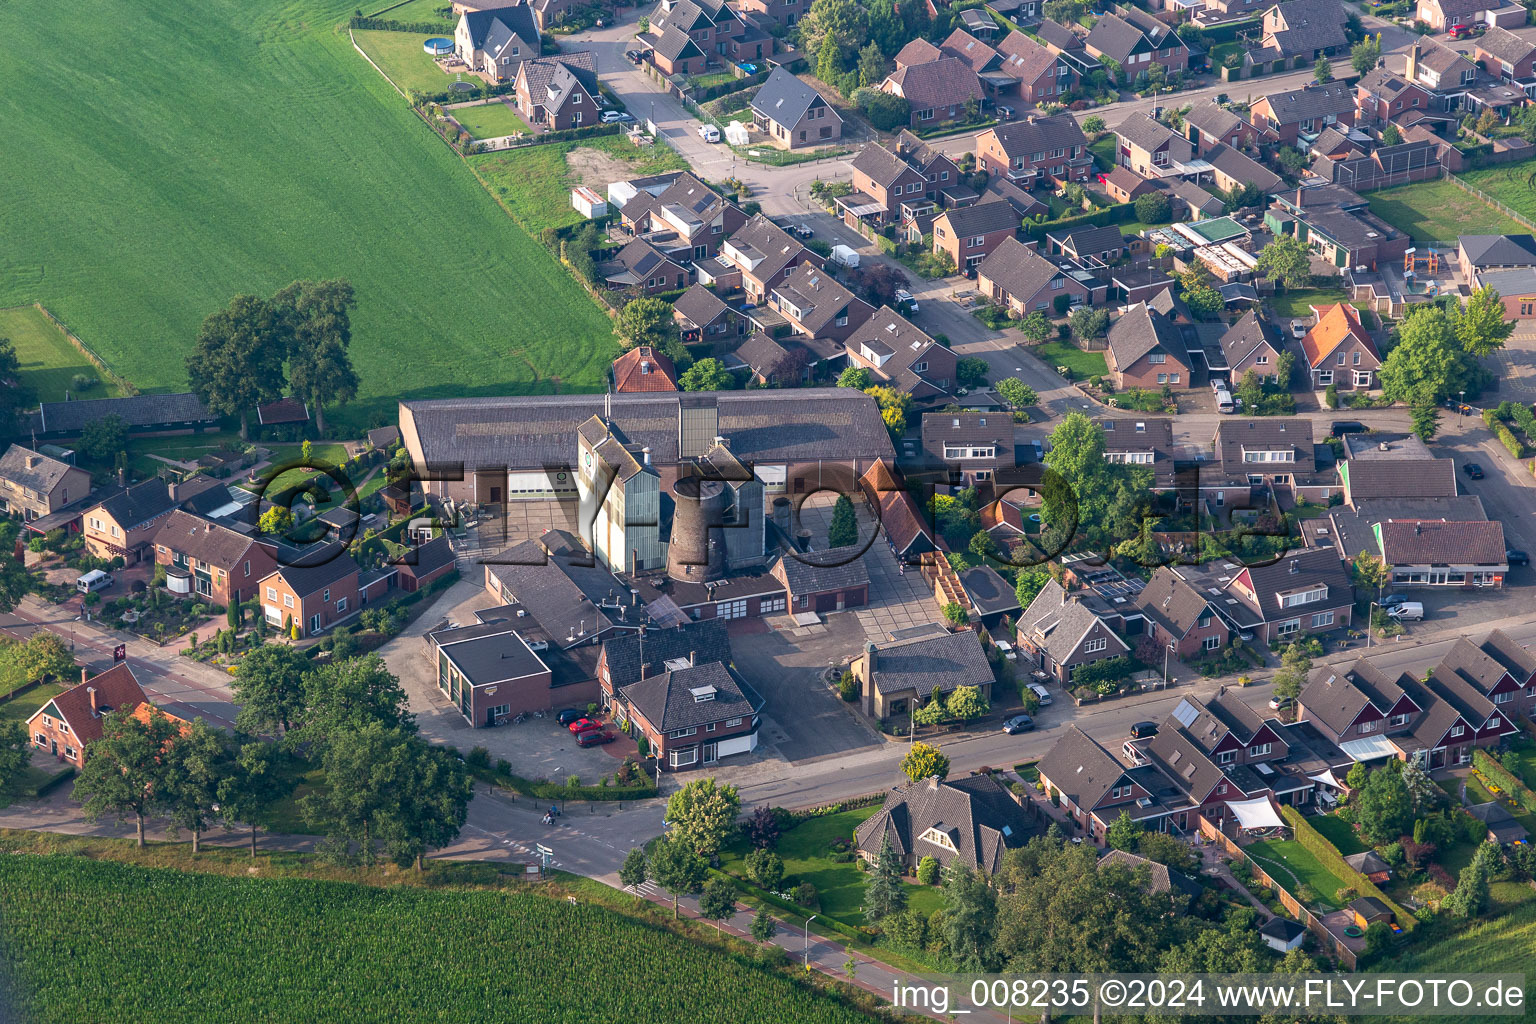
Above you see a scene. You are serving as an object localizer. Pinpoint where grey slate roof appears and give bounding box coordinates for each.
[1241,548,1353,617]
[265,543,361,597]
[1184,101,1246,141]
[773,263,869,336]
[651,22,705,61]
[854,773,1035,872]
[883,57,984,111]
[770,545,870,597]
[1204,143,1283,192]
[942,28,1003,73]
[462,6,539,58]
[852,143,917,188]
[1480,629,1536,686]
[996,30,1060,82]
[1134,567,1216,639]
[751,67,826,128]
[937,199,1020,238]
[866,629,994,695]
[1035,18,1084,52]
[1216,417,1314,475]
[1300,665,1376,735]
[1100,848,1200,897]
[153,510,267,568]
[1107,302,1186,370]
[1476,25,1536,67]
[602,619,731,690]
[93,479,177,530]
[1437,636,1515,695]
[959,565,1022,617]
[672,283,733,328]
[618,660,763,733]
[1264,0,1348,56]
[1343,458,1457,500]
[1017,580,1128,663]
[845,306,942,395]
[1460,233,1536,267]
[1260,83,1355,125]
[1378,519,1506,565]
[400,389,895,471]
[485,535,630,647]
[0,445,76,494]
[1219,312,1283,370]
[977,237,1070,301]
[1052,223,1127,258]
[430,622,548,685]
[724,214,814,283]
[1116,113,1182,153]
[982,113,1087,158]
[1085,13,1152,63]
[1038,724,1134,813]
[733,331,795,379]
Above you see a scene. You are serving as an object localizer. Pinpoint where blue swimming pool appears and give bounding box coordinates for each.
[423,37,453,55]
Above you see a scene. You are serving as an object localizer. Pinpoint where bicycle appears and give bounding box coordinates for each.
[512,713,528,725]
[532,709,545,719]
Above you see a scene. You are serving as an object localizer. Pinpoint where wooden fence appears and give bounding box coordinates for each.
[1198,815,1358,969]
[33,304,137,396]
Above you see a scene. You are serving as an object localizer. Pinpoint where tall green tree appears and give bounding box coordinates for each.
[699,877,739,934]
[300,722,413,866]
[994,377,1038,409]
[1351,36,1381,76]
[1351,551,1392,592]
[77,414,128,463]
[802,0,871,54]
[867,0,904,55]
[73,709,183,847]
[857,41,886,87]
[0,522,30,614]
[863,834,909,922]
[1313,56,1333,83]
[649,833,708,918]
[0,720,32,793]
[298,654,414,744]
[1254,236,1311,291]
[664,777,741,857]
[1445,840,1500,918]
[1355,762,1413,844]
[751,907,778,942]
[231,644,312,735]
[745,847,785,889]
[11,631,76,692]
[186,294,291,440]
[615,297,676,351]
[1381,122,1403,146]
[1014,566,1050,608]
[678,357,735,392]
[376,738,473,870]
[619,846,649,889]
[1454,285,1514,359]
[837,366,871,389]
[274,279,358,436]
[1379,305,1483,404]
[1105,808,1142,851]
[162,718,234,854]
[941,863,998,969]
[828,494,859,547]
[817,33,845,88]
[218,739,296,858]
[1271,643,1311,703]
[900,741,950,781]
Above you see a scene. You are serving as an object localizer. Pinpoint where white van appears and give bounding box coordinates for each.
[76,569,114,594]
[1388,601,1425,621]
[696,124,721,143]
[1214,385,1234,414]
[830,244,861,268]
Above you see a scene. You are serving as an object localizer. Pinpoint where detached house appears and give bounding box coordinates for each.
[1016,580,1131,685]
[611,345,680,393]
[0,445,91,525]
[1300,302,1380,391]
[1475,25,1536,82]
[513,52,599,130]
[1250,84,1356,146]
[706,214,824,304]
[975,113,1091,185]
[153,510,278,607]
[845,144,930,229]
[455,5,541,83]
[1251,0,1349,69]
[751,68,841,149]
[671,284,745,343]
[977,237,1096,315]
[851,629,995,722]
[1355,68,1433,127]
[618,659,764,771]
[845,307,957,404]
[1105,301,1192,389]
[1183,102,1258,155]
[27,664,186,766]
[996,30,1077,106]
[600,238,689,295]
[769,263,874,344]
[624,172,746,261]
[1084,11,1187,83]
[879,57,985,130]
[1217,311,1287,384]
[1134,567,1230,661]
[854,773,1036,872]
[83,480,182,565]
[931,200,1020,270]
[1114,114,1196,178]
[259,544,363,638]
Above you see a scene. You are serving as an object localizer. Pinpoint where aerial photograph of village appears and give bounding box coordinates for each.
[5,0,1536,1017]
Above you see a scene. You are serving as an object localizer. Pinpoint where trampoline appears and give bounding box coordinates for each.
[450,80,476,92]
[424,37,453,55]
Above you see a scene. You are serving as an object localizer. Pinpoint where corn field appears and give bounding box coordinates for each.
[0,856,880,1023]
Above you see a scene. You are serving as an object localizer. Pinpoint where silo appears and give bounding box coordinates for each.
[667,476,728,582]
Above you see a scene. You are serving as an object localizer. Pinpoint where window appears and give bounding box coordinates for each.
[1281,586,1327,608]
[1169,372,1181,384]
[1147,352,1166,364]
[1218,750,1235,764]
[336,596,348,613]
[1157,373,1168,384]
[1310,611,1334,628]
[835,315,848,327]
[1451,724,1465,738]
[1276,618,1300,636]
[1494,691,1515,704]
[1248,743,1272,757]
[266,586,277,601]
[669,748,699,768]
[34,734,45,746]
[706,722,716,732]
[1389,713,1411,727]
[669,727,698,739]
[1357,719,1378,735]
[726,717,744,727]
[244,560,251,577]
[1203,635,1221,651]
[1084,636,1108,654]
[283,593,294,609]
[573,92,581,103]
[65,747,76,761]
[1352,350,1361,365]
[323,588,330,603]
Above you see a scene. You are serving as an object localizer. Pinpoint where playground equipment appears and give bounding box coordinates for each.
[1404,246,1440,275]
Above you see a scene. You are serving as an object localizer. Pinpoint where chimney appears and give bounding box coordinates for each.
[642,446,651,465]
[88,686,98,715]
[25,455,38,470]
[928,774,942,791]
[168,481,180,502]
[864,639,877,674]
[1406,39,1420,83]
[641,661,653,679]
[81,667,88,685]
[1288,559,1298,574]
[117,466,126,487]
[689,649,697,666]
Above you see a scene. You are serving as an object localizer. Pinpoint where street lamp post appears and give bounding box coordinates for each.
[1460,390,1466,417]
[803,914,818,968]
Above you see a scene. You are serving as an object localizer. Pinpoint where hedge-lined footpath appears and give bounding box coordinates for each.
[1281,806,1416,931]
[1482,408,1526,458]
[1472,748,1536,816]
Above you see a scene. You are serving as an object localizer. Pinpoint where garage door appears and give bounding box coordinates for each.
[506,470,576,500]
[716,733,757,758]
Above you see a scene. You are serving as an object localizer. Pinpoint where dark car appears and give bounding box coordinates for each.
[1002,714,1035,734]
[577,730,616,747]
[1463,462,1485,479]
[1330,421,1366,436]
[1380,594,1409,609]
[625,49,643,64]
[557,709,587,726]
[568,717,601,734]
[1130,721,1159,739]
[1508,550,1530,567]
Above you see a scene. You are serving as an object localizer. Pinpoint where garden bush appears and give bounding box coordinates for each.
[1472,748,1536,815]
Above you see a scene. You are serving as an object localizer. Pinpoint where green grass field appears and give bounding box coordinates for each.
[0,855,883,1024]
[0,683,66,724]
[369,0,452,21]
[1265,287,1349,321]
[1393,889,1536,1022]
[1308,813,1368,856]
[717,808,944,928]
[0,0,616,433]
[0,306,123,404]
[352,28,461,96]
[1030,339,1108,380]
[1247,838,1352,909]
[1459,160,1536,223]
[470,134,687,236]
[1367,178,1528,241]
[451,100,531,139]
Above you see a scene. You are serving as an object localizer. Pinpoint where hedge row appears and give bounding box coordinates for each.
[1471,748,1536,816]
[350,15,456,32]
[781,791,887,825]
[1482,409,1526,458]
[1280,806,1415,931]
[1024,202,1137,244]
[470,762,659,802]
[1197,16,1260,42]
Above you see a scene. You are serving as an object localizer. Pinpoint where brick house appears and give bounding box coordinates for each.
[1300,302,1380,391]
[931,200,1020,271]
[258,545,362,637]
[152,509,278,607]
[599,238,689,296]
[648,25,708,77]
[844,144,931,229]
[708,214,825,304]
[1105,302,1192,389]
[1016,580,1131,685]
[921,410,1013,486]
[612,345,680,393]
[1182,102,1258,155]
[454,5,540,83]
[513,52,599,130]
[846,307,957,404]
[1355,68,1433,128]
[995,30,1077,106]
[1133,567,1229,661]
[975,113,1091,186]
[879,57,984,130]
[395,534,458,593]
[854,774,1037,872]
[1481,628,1536,722]
[751,67,842,149]
[1249,84,1355,147]
[27,664,184,766]
[83,480,181,565]
[0,445,91,524]
[1217,311,1287,384]
[1252,0,1348,68]
[770,547,869,613]
[1475,26,1536,81]
[1475,268,1536,320]
[1084,11,1187,84]
[1114,113,1195,179]
[618,659,764,770]
[769,263,875,345]
[623,173,745,261]
[672,284,746,344]
[852,629,995,722]
[976,237,1095,316]
[597,617,729,710]
[1176,548,1354,645]
[429,620,554,727]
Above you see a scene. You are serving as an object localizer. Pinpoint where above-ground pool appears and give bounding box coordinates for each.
[424,37,453,55]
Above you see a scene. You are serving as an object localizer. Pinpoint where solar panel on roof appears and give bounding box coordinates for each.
[1172,699,1200,728]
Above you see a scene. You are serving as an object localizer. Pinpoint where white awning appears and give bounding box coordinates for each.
[1339,735,1401,762]
[1226,797,1285,831]
[1309,769,1345,790]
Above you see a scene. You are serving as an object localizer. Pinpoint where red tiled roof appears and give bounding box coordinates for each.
[612,346,679,393]
[1300,303,1378,368]
[30,664,149,747]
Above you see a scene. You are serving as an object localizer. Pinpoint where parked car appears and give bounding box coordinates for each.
[601,110,635,124]
[1463,462,1485,479]
[1268,695,1295,711]
[1388,602,1425,621]
[697,124,721,143]
[1330,421,1366,436]
[76,569,114,593]
[625,49,645,64]
[577,730,616,747]
[1380,594,1409,609]
[788,223,814,239]
[1028,682,1053,706]
[1214,385,1234,414]
[556,708,587,726]
[1291,320,1309,339]
[1209,378,1229,393]
[1508,549,1530,567]
[1129,721,1158,739]
[568,717,600,734]
[1002,714,1035,734]
[895,288,919,313]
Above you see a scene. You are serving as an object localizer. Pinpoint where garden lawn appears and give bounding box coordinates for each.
[1029,339,1107,380]
[0,855,883,1024]
[1246,838,1352,909]
[1459,159,1536,223]
[0,683,67,724]
[1309,813,1367,856]
[368,0,452,21]
[0,0,616,434]
[352,28,459,96]
[0,306,123,404]
[1367,178,1527,241]
[470,134,687,236]
[451,100,531,139]
[1266,288,1349,321]
[717,808,944,928]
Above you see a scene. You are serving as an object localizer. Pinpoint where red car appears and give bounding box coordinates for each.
[568,717,601,734]
[577,730,615,747]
